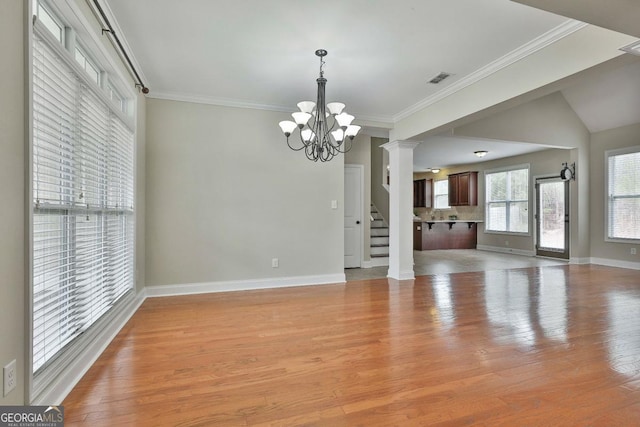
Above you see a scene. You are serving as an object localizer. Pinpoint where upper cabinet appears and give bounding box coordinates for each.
[448,171,478,206]
[414,178,433,208]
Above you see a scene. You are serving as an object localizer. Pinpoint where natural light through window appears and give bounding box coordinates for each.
[32,0,135,385]
[485,166,529,233]
[607,147,640,241]
[433,179,450,209]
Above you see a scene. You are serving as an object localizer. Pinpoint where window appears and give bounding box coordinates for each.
[32,6,134,376]
[606,146,640,241]
[433,179,450,209]
[485,166,529,233]
[108,84,127,114]
[34,1,63,43]
[75,46,101,85]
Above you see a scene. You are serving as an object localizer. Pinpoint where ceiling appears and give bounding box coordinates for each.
[104,0,639,169]
[412,134,553,172]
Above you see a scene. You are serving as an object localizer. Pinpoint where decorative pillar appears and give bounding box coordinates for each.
[381,140,419,280]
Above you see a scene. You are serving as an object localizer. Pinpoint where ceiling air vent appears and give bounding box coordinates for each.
[429,72,451,84]
[620,40,640,56]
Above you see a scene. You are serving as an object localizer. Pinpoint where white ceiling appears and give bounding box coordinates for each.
[561,60,640,134]
[412,134,553,172]
[104,0,639,169]
[105,0,568,122]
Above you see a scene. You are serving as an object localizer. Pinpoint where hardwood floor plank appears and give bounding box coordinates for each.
[63,265,640,426]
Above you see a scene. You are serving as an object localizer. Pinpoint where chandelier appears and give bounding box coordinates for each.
[279,49,361,162]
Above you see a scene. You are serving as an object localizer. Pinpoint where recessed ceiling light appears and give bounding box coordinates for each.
[474,150,488,158]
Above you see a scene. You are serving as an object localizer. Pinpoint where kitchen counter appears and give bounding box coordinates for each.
[413,220,481,250]
[413,219,483,223]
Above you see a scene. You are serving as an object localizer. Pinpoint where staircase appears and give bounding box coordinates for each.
[369,204,389,265]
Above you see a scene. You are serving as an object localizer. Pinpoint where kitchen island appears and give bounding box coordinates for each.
[413,220,483,250]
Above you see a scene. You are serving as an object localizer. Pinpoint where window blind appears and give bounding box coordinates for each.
[486,167,529,233]
[608,150,640,240]
[32,28,134,374]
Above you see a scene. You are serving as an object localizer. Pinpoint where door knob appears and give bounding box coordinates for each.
[356,220,360,224]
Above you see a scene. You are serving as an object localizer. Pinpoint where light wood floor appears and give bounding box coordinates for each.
[64,265,640,426]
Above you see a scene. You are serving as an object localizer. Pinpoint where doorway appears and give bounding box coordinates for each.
[535,178,569,259]
[344,165,363,268]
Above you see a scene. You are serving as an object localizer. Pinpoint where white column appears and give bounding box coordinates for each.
[381,140,419,280]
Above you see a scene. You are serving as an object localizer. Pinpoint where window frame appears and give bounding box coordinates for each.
[433,179,450,209]
[484,164,531,236]
[29,0,138,404]
[605,145,640,243]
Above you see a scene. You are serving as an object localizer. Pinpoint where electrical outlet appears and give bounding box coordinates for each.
[631,248,637,255]
[272,258,279,268]
[4,359,16,396]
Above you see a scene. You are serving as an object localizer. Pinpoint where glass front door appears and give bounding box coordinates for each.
[536,179,569,259]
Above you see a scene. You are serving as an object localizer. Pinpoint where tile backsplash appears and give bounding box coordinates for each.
[414,206,483,221]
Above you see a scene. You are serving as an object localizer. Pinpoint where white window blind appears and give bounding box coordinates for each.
[32,28,134,373]
[486,167,529,233]
[607,148,640,241]
[433,179,450,209]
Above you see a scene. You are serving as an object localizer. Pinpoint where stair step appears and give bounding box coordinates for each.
[371,253,389,258]
[371,246,389,255]
[370,244,389,247]
[371,236,389,245]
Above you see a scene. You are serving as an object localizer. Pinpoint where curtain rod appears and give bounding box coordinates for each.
[91,0,149,94]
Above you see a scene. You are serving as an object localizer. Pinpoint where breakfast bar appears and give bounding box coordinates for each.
[413,220,483,250]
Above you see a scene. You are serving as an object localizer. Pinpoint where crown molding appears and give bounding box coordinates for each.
[148,91,296,112]
[393,19,588,122]
[147,91,395,126]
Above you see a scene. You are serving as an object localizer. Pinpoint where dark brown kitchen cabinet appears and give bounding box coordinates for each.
[413,179,432,208]
[448,171,478,206]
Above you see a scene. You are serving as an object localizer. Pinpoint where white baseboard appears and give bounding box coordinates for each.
[362,257,389,268]
[589,257,640,270]
[386,269,415,281]
[33,288,146,405]
[476,245,535,257]
[569,257,591,265]
[146,273,346,297]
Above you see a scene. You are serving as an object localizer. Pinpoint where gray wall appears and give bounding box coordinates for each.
[414,148,570,253]
[0,0,26,405]
[590,122,640,262]
[371,137,390,223]
[475,149,571,252]
[453,91,590,258]
[145,99,344,287]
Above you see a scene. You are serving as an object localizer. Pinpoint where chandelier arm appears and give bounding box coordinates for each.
[286,135,307,151]
[321,144,333,162]
[334,137,353,154]
[305,142,319,162]
[281,49,356,162]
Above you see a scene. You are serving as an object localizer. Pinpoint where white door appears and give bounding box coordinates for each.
[344,165,363,268]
